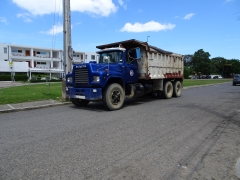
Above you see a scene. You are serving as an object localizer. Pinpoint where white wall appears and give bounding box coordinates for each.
[0,61,29,72]
[84,52,98,63]
[0,44,9,61]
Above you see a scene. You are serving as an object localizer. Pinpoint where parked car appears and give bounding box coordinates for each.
[233,74,240,86]
[213,76,218,79]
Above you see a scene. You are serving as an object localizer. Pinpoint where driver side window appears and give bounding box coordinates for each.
[127,50,135,64]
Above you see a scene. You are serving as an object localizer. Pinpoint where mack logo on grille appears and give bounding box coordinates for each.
[76,65,86,68]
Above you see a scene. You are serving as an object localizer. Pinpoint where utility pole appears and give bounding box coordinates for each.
[63,0,72,74]
[62,0,72,101]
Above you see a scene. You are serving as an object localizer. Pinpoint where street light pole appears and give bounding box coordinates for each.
[147,36,150,43]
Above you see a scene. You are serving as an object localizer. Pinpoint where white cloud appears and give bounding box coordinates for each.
[183,13,195,20]
[118,0,123,6]
[40,23,63,35]
[17,13,32,22]
[0,17,7,24]
[118,0,127,9]
[120,21,175,33]
[12,0,117,17]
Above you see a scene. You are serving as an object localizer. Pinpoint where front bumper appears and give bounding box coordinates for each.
[66,87,103,101]
[233,80,240,84]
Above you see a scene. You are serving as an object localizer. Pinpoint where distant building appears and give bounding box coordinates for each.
[0,43,97,79]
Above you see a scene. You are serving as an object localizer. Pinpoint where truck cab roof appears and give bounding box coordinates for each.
[96,47,126,53]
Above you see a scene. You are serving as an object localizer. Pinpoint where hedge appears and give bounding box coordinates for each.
[0,74,28,81]
[29,79,62,83]
[0,75,11,81]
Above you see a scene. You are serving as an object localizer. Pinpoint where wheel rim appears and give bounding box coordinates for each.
[111,90,121,105]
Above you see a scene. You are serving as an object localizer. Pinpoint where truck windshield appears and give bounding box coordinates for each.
[98,51,123,64]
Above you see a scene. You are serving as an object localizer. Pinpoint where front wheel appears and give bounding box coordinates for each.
[103,83,125,111]
[71,98,90,107]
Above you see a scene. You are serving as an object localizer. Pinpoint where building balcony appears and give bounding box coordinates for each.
[11,54,61,61]
[29,67,64,73]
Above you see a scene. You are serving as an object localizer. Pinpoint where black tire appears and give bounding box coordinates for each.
[162,81,173,99]
[173,81,182,97]
[103,83,125,110]
[233,83,236,86]
[71,98,90,107]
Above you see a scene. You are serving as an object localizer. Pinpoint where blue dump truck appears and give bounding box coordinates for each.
[66,39,184,110]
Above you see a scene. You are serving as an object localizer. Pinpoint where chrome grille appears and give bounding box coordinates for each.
[75,68,89,84]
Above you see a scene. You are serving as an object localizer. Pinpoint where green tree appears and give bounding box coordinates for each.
[229,59,240,75]
[191,49,211,75]
[210,57,226,75]
[184,66,191,79]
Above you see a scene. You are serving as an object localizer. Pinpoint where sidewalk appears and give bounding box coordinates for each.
[0,100,70,113]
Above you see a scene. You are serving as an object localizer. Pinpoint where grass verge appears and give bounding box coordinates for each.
[183,79,231,87]
[0,83,62,105]
[0,79,232,105]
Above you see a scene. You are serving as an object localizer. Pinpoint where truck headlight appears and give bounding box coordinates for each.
[93,76,100,82]
[67,77,72,83]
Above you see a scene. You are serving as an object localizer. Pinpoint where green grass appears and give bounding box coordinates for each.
[0,83,62,105]
[183,79,231,87]
[0,79,232,105]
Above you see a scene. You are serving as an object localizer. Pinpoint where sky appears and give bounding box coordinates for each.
[0,0,239,60]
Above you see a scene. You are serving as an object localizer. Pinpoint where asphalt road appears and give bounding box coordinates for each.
[0,83,240,180]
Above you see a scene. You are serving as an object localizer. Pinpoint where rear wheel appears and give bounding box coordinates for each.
[71,98,90,107]
[162,81,173,99]
[233,82,236,86]
[103,83,125,110]
[173,81,182,97]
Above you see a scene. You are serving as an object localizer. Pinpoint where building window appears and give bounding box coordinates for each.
[37,52,46,55]
[85,55,87,59]
[81,54,83,60]
[37,62,47,65]
[91,55,95,60]
[4,59,8,61]
[12,49,22,53]
[4,47,7,54]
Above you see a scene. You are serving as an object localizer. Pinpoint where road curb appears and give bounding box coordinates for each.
[0,102,71,114]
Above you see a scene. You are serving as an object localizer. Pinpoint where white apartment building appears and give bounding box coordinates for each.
[0,43,97,80]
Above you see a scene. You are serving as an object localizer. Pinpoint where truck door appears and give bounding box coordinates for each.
[123,50,138,83]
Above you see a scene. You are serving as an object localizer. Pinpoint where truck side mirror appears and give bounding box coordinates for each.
[135,48,141,59]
